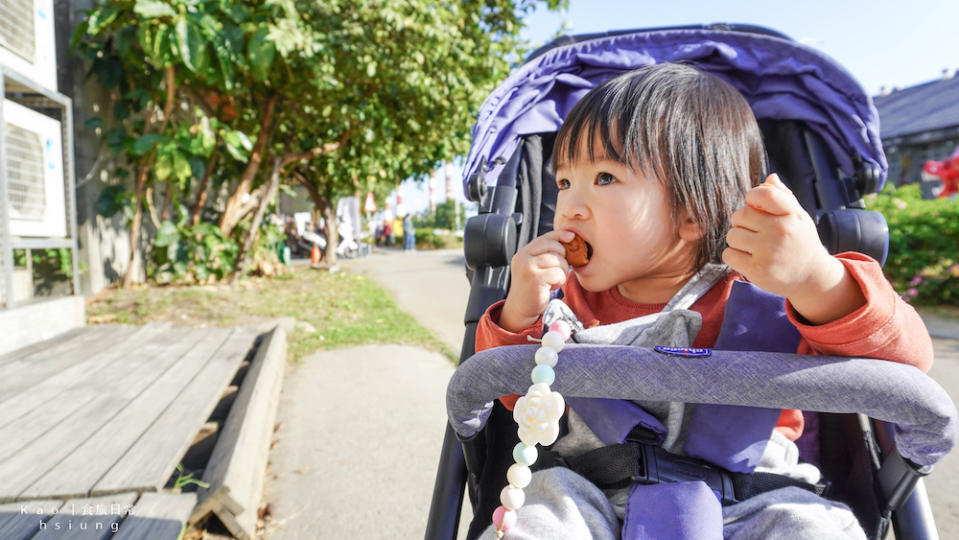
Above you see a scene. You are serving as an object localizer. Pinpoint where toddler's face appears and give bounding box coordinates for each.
[553,146,700,303]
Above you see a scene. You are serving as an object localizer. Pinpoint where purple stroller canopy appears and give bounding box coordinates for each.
[463,26,888,195]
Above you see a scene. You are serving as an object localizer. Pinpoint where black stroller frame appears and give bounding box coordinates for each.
[427,24,948,540]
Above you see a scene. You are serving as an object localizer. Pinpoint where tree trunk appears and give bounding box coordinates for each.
[121,66,176,287]
[323,202,338,266]
[191,143,220,225]
[160,179,173,222]
[233,157,283,278]
[218,94,278,236]
[294,172,336,263]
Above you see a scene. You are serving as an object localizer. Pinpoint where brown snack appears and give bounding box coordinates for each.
[562,235,590,267]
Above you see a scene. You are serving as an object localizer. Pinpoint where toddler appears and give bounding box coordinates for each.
[476,63,933,539]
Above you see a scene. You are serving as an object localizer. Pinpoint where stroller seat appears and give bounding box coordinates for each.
[427,23,957,540]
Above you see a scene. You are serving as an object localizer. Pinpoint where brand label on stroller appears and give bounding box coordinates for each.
[653,346,712,357]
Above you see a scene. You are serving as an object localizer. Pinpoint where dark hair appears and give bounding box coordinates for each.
[552,63,766,268]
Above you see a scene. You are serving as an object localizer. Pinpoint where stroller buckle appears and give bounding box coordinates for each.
[634,444,739,505]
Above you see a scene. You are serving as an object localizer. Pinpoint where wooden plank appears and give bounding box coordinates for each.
[31,492,137,539]
[112,492,197,540]
[189,326,286,540]
[0,499,64,540]
[0,326,87,366]
[21,328,216,499]
[0,326,203,502]
[94,328,258,495]
[0,326,125,401]
[0,324,168,432]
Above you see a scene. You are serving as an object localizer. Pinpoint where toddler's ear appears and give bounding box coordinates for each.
[678,212,703,241]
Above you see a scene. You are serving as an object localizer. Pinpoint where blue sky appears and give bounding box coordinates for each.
[520,0,959,96]
[394,0,958,216]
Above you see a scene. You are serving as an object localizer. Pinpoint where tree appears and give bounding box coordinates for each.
[287,0,564,263]
[75,0,564,281]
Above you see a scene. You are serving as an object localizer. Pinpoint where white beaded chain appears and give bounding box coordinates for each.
[493,319,572,538]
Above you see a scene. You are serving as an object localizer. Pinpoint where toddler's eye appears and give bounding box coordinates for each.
[557,178,571,190]
[596,172,616,186]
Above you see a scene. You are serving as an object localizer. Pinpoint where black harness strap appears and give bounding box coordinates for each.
[563,442,828,506]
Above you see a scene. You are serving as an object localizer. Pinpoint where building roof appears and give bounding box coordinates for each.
[874,74,959,141]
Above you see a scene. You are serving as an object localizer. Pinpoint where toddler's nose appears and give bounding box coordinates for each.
[559,194,590,221]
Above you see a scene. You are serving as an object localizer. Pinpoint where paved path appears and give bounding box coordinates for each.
[261,249,471,539]
[264,247,959,538]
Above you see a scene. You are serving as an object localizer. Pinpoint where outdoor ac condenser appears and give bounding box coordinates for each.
[0,0,57,91]
[2,98,66,238]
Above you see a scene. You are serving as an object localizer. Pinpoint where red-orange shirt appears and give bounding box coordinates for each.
[475,252,933,440]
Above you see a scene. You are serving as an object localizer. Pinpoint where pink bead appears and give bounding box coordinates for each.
[492,505,517,532]
[548,320,572,340]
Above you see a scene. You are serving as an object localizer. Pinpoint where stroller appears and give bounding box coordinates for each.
[426,24,958,540]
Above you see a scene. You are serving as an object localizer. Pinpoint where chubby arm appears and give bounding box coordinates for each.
[790,252,934,372]
[724,173,933,372]
[475,300,544,352]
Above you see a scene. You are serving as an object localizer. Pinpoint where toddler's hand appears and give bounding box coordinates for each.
[500,230,574,332]
[723,174,863,324]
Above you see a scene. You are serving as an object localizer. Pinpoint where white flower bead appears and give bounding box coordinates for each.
[513,383,566,446]
[541,331,566,352]
[507,464,532,488]
[501,485,526,510]
[534,346,558,367]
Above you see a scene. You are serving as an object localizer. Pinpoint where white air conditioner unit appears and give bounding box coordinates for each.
[3,99,66,238]
[0,0,57,91]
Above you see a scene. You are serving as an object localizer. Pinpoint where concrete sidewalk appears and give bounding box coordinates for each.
[261,345,457,539]
[261,249,473,539]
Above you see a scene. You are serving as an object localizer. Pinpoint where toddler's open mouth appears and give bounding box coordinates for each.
[562,235,592,267]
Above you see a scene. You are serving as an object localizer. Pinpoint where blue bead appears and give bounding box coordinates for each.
[531,364,555,385]
[513,442,537,466]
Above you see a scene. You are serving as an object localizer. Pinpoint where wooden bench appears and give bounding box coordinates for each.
[0,321,287,539]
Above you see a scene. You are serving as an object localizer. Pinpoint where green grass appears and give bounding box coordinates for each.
[86,265,453,363]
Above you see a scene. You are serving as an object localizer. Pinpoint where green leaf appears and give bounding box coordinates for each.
[222,129,252,159]
[96,185,132,218]
[106,128,127,151]
[176,15,208,74]
[173,150,193,181]
[84,117,104,130]
[87,5,121,34]
[188,155,207,180]
[155,152,174,181]
[155,221,180,247]
[176,17,195,71]
[247,27,276,82]
[215,45,235,90]
[134,0,176,19]
[133,134,164,155]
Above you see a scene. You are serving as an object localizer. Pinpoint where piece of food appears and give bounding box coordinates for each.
[562,235,590,267]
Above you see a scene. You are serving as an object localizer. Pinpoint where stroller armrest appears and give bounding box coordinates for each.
[447,344,958,467]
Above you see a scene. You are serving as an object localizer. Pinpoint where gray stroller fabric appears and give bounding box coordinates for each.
[448,345,958,467]
[540,263,726,454]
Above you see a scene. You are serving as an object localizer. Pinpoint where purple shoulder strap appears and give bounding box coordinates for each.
[683,280,800,472]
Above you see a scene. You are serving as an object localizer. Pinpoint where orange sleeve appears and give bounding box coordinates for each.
[475,300,544,410]
[787,252,933,373]
[475,300,543,352]
[775,252,933,441]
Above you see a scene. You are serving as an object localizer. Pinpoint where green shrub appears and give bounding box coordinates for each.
[865,183,959,304]
[415,229,446,249]
[150,221,239,284]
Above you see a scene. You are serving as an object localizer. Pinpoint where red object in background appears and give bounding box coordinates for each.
[923,146,959,198]
[364,190,377,213]
[311,244,321,264]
